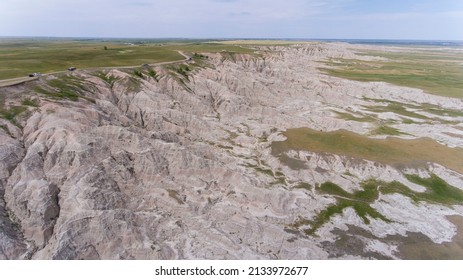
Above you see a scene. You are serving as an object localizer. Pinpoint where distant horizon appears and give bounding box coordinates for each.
[1,1,462,41]
[1,36,462,46]
[1,36,463,42]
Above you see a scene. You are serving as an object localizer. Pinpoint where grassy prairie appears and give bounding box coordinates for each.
[271,127,463,174]
[0,40,181,79]
[0,39,255,80]
[321,49,463,98]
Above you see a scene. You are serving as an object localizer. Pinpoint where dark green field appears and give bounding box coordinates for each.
[0,39,255,80]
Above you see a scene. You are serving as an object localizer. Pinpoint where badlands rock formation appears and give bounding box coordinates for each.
[1,43,463,259]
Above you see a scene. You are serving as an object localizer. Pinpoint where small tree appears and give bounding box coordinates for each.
[104,46,108,50]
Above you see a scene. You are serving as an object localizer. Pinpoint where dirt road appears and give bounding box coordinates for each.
[0,76,38,88]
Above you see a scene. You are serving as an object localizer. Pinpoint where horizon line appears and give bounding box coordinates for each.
[1,36,463,42]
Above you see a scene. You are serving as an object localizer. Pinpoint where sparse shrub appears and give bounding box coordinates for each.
[193,53,208,59]
[21,98,40,107]
[148,69,157,78]
[34,76,85,101]
[175,64,190,77]
[0,105,27,121]
[96,72,118,85]
[133,69,144,78]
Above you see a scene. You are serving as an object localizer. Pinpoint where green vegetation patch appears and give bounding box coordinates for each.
[147,69,157,79]
[295,174,463,235]
[245,163,275,177]
[401,118,419,124]
[294,182,312,191]
[34,74,99,101]
[133,69,144,78]
[95,71,119,86]
[365,103,429,120]
[332,110,376,122]
[320,180,383,203]
[304,198,390,235]
[362,98,463,123]
[124,76,143,92]
[296,180,393,235]
[21,98,39,107]
[402,174,463,205]
[0,105,27,121]
[244,162,288,187]
[418,103,463,118]
[371,125,406,136]
[271,127,463,174]
[193,53,208,59]
[174,64,191,78]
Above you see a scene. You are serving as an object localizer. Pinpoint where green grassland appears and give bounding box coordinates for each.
[271,127,463,174]
[321,49,463,98]
[0,39,255,80]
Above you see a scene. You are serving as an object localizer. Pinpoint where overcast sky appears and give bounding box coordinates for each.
[1,0,462,40]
